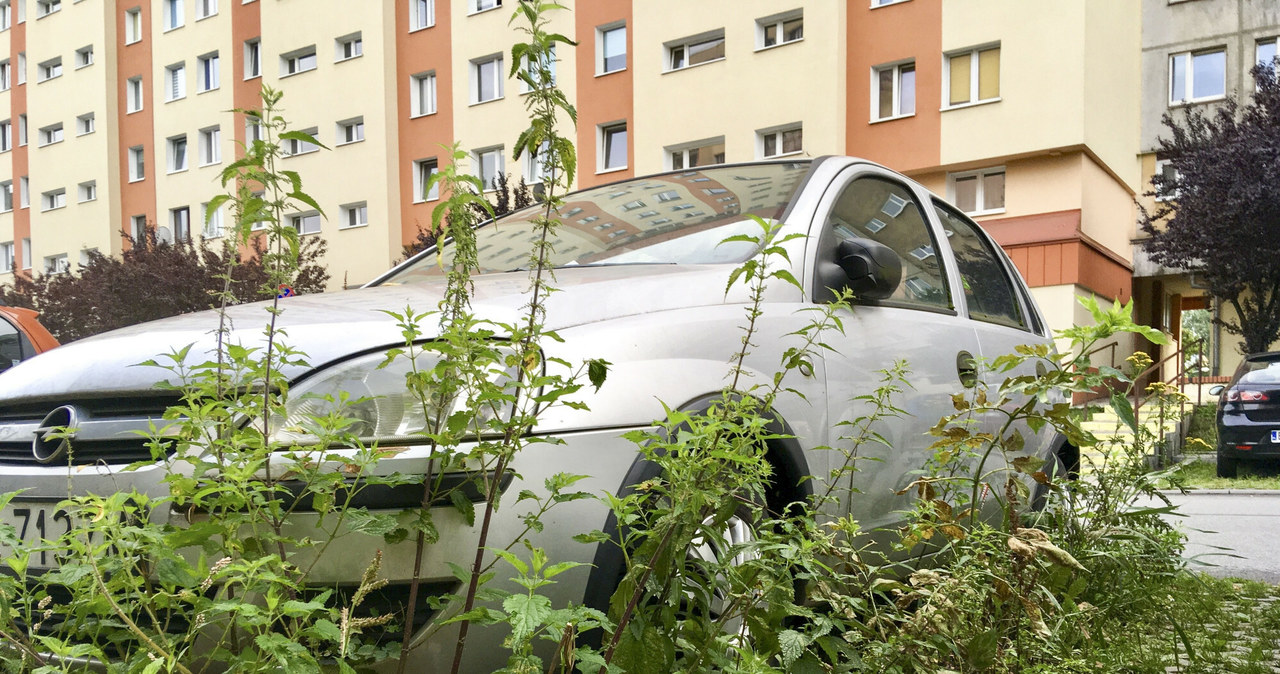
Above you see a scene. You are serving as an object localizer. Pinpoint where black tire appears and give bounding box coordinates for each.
[1217,453,1239,478]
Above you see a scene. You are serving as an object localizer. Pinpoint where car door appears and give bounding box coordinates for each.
[806,165,981,535]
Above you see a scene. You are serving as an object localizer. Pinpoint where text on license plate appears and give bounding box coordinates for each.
[1272,430,1280,443]
[0,502,79,570]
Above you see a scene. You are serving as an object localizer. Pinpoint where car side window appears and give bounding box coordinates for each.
[0,317,21,372]
[824,176,951,309]
[933,202,1027,329]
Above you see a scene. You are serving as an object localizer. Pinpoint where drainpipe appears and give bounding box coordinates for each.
[1212,297,1222,376]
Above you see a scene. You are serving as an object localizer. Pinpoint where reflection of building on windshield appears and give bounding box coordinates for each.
[405,163,807,277]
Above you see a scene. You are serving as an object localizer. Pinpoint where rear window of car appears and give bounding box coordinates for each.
[379,162,810,284]
[1236,356,1280,385]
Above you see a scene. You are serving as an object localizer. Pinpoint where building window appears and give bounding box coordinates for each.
[168,135,188,172]
[0,1,10,30]
[1169,48,1226,103]
[1260,38,1278,70]
[667,30,725,71]
[41,188,66,212]
[244,38,261,79]
[410,0,434,30]
[0,242,12,273]
[874,61,915,120]
[0,120,9,152]
[598,22,625,74]
[949,167,1005,215]
[199,126,220,165]
[336,32,362,61]
[411,71,437,116]
[166,62,186,100]
[336,117,363,145]
[45,255,69,275]
[78,180,96,202]
[196,0,215,19]
[125,7,142,43]
[414,158,439,202]
[471,54,503,103]
[18,176,27,208]
[37,123,62,146]
[198,52,219,92]
[36,56,61,82]
[281,46,317,76]
[471,0,500,13]
[872,0,910,6]
[946,45,1000,107]
[20,239,29,271]
[1154,159,1180,201]
[129,145,145,181]
[127,77,144,112]
[291,211,321,235]
[170,206,191,241]
[756,10,802,49]
[131,215,147,240]
[17,114,25,146]
[164,0,182,30]
[473,146,504,191]
[35,0,58,18]
[667,137,725,170]
[283,127,319,156]
[759,125,802,159]
[1,181,12,212]
[341,201,367,229]
[246,117,263,143]
[524,141,552,185]
[519,44,555,93]
[0,59,9,90]
[77,112,94,135]
[201,202,222,238]
[75,45,93,68]
[16,52,23,85]
[599,122,627,172]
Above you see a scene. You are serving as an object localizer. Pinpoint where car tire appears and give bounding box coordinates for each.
[1217,453,1239,478]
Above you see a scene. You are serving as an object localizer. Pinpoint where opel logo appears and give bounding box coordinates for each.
[32,405,81,464]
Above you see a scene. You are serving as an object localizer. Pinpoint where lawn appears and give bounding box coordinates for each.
[1166,459,1280,490]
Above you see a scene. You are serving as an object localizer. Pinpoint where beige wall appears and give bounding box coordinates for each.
[631,0,845,175]
[1083,0,1141,190]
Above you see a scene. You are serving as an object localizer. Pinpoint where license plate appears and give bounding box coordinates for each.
[0,501,77,570]
[1272,430,1280,443]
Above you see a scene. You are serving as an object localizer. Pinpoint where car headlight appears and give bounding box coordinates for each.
[267,347,521,446]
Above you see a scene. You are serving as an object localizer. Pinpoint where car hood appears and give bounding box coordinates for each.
[0,264,743,402]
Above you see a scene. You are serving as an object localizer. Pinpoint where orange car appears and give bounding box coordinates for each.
[0,306,58,373]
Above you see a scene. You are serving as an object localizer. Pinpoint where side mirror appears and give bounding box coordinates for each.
[830,237,902,301]
[1209,384,1225,397]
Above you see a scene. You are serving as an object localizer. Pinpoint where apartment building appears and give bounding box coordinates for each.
[0,0,1149,347]
[1136,0,1280,376]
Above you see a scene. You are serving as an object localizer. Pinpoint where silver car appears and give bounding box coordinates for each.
[0,156,1065,671]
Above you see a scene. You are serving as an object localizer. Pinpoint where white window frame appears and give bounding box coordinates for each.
[758,124,802,159]
[197,52,219,92]
[336,32,362,62]
[0,181,11,212]
[78,180,96,202]
[1169,47,1227,104]
[16,52,23,85]
[283,127,319,156]
[75,45,93,68]
[410,0,434,31]
[165,62,186,101]
[281,46,317,77]
[34,0,58,18]
[598,121,627,173]
[0,59,9,90]
[411,71,437,117]
[168,135,188,173]
[18,176,28,208]
[245,117,263,144]
[871,0,910,6]
[131,216,147,241]
[0,1,10,31]
[36,56,61,82]
[523,140,552,185]
[755,9,802,50]
[195,0,215,20]
[0,242,12,273]
[597,22,625,75]
[128,145,145,182]
[45,254,69,275]
[40,188,66,212]
[127,77,144,113]
[290,211,321,235]
[124,7,141,44]
[948,166,1006,216]
[201,201,223,238]
[244,38,261,79]
[470,54,504,104]
[872,60,916,121]
[16,114,25,146]
[37,122,62,146]
[164,0,183,31]
[469,0,500,15]
[340,201,367,229]
[944,44,1001,109]
[336,117,364,145]
[0,120,9,152]
[1154,159,1180,201]
[518,44,556,93]
[414,158,439,202]
[170,206,191,241]
[665,29,725,72]
[199,126,220,165]
[473,146,504,192]
[76,112,94,135]
[666,136,725,170]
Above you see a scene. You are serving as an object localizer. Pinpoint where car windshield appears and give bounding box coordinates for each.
[377,162,810,284]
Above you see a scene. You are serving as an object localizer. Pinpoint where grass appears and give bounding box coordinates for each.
[1164,459,1280,490]
[1185,404,1219,454]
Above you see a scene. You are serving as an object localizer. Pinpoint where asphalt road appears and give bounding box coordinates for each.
[1153,491,1280,583]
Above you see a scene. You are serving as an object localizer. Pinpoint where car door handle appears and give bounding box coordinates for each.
[957,351,978,388]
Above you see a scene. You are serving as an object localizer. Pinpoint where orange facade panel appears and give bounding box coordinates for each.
[396,0,456,247]
[983,208,1131,301]
[10,18,27,268]
[575,0,632,189]
[117,2,156,249]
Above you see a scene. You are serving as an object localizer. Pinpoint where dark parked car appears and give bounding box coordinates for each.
[1213,352,1280,477]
